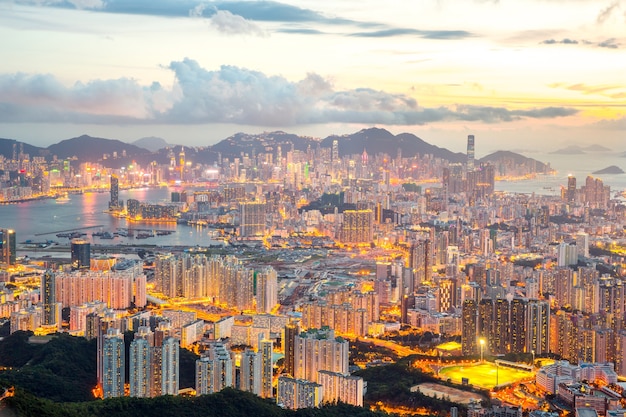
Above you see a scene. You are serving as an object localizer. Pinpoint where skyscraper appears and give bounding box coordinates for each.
[259,337,274,398]
[294,327,349,383]
[102,328,125,399]
[71,238,91,270]
[566,175,577,203]
[283,321,301,377]
[41,269,57,326]
[467,134,475,171]
[277,376,322,410]
[255,267,278,314]
[160,336,180,396]
[239,348,261,395]
[109,174,121,210]
[129,326,152,398]
[0,228,16,266]
[239,202,266,237]
[339,210,373,244]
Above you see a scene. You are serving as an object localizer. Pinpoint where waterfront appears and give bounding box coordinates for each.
[0,187,223,250]
[1,151,625,252]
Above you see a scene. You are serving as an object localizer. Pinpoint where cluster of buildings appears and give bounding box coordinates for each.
[3,131,626,413]
[153,253,277,313]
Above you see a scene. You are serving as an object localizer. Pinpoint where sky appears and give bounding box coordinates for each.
[0,0,625,154]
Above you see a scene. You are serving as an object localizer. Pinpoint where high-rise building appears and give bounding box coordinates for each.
[102,328,125,399]
[318,370,364,407]
[283,321,300,377]
[255,267,278,314]
[0,228,16,266]
[71,238,91,270]
[160,336,180,396]
[294,327,349,383]
[239,348,261,395]
[195,342,234,395]
[461,299,478,356]
[259,337,274,398]
[109,174,123,210]
[339,210,373,244]
[464,297,549,356]
[41,269,57,326]
[467,135,475,171]
[527,300,550,354]
[566,175,577,203]
[129,326,152,398]
[239,202,266,237]
[409,239,430,291]
[277,376,322,410]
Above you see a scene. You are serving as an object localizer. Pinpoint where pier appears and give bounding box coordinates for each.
[35,225,105,236]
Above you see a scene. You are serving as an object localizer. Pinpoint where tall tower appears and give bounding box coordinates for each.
[467,135,475,171]
[41,269,57,326]
[71,238,91,270]
[259,337,274,398]
[109,174,120,210]
[179,146,186,182]
[129,326,153,398]
[283,321,300,377]
[239,349,261,395]
[102,328,125,399]
[160,336,180,396]
[239,202,266,237]
[566,175,577,203]
[0,229,16,266]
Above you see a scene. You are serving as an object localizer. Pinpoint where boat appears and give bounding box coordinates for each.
[55,193,70,203]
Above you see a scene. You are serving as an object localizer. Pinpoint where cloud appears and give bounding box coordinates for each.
[598,38,620,48]
[276,28,326,35]
[15,0,105,9]
[0,59,579,126]
[540,37,620,48]
[597,1,620,24]
[189,2,209,18]
[350,28,472,40]
[549,83,626,98]
[540,38,579,44]
[15,0,474,40]
[207,10,266,36]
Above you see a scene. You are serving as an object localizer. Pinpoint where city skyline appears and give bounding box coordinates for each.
[0,0,624,153]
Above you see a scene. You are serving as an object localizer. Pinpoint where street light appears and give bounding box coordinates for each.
[531,350,535,367]
[479,338,486,363]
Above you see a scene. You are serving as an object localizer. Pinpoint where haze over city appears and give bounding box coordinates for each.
[1,0,625,153]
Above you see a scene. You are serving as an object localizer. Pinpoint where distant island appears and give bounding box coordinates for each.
[550,145,585,155]
[583,144,611,152]
[592,165,624,175]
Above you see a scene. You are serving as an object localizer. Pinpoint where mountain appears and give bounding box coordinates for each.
[132,136,170,152]
[320,127,466,162]
[0,138,45,160]
[583,144,611,152]
[592,165,624,175]
[550,145,584,154]
[211,131,317,159]
[479,150,552,173]
[46,135,151,162]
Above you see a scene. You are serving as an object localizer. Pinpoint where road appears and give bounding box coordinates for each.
[351,336,421,357]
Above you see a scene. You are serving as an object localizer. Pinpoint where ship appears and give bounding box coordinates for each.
[55,193,71,203]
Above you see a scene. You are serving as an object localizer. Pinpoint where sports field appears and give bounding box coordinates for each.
[438,362,534,389]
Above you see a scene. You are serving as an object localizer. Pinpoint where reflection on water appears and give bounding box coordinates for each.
[2,151,625,247]
[1,188,220,248]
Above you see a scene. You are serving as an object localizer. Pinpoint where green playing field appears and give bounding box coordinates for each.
[438,362,534,389]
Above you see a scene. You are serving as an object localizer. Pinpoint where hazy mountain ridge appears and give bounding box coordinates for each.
[132,136,170,152]
[0,129,549,172]
[321,127,467,163]
[479,150,552,173]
